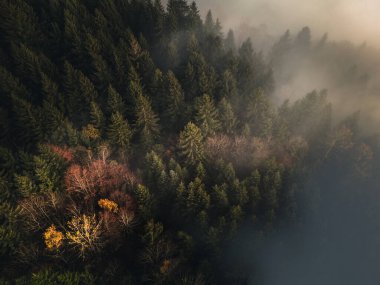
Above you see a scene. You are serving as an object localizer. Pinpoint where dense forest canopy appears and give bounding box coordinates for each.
[0,0,380,284]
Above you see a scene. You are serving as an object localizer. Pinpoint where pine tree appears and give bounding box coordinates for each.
[134,94,160,149]
[149,68,165,111]
[204,10,214,35]
[90,101,105,132]
[194,94,221,137]
[144,151,167,191]
[0,0,43,47]
[163,70,185,129]
[33,145,67,193]
[134,184,154,221]
[218,98,237,135]
[270,30,291,64]
[295,26,311,50]
[178,122,204,166]
[188,1,202,30]
[108,112,133,151]
[11,96,42,147]
[186,178,210,217]
[167,0,190,31]
[0,66,28,100]
[237,38,255,97]
[107,85,125,116]
[225,29,236,53]
[246,89,274,137]
[63,61,98,126]
[152,0,165,43]
[219,70,238,101]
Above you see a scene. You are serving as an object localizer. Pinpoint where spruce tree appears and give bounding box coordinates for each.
[225,29,236,53]
[107,85,125,116]
[218,98,237,135]
[108,112,133,151]
[134,94,160,149]
[178,122,204,166]
[163,70,185,129]
[194,94,221,137]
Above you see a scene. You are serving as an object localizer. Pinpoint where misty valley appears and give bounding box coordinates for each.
[1,0,380,284]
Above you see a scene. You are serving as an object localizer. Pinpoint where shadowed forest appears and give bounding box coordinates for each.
[1,1,380,284]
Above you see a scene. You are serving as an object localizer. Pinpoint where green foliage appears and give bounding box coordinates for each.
[134,184,154,221]
[162,70,185,130]
[194,94,221,137]
[107,85,125,116]
[26,269,96,285]
[218,98,237,135]
[107,112,133,151]
[245,88,275,137]
[134,94,160,149]
[178,122,204,166]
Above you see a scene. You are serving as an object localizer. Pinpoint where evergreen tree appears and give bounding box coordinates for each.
[134,94,160,149]
[246,89,275,137]
[218,98,237,135]
[11,96,42,147]
[162,70,185,129]
[225,29,236,53]
[188,1,202,30]
[204,10,215,35]
[194,94,221,137]
[107,85,125,116]
[108,112,133,151]
[90,101,105,132]
[219,70,238,101]
[178,122,204,166]
[185,178,210,220]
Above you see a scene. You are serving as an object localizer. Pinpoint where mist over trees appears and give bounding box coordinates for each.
[0,0,379,284]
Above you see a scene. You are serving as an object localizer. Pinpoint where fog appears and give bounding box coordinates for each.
[189,1,380,284]
[196,0,380,47]
[191,0,380,135]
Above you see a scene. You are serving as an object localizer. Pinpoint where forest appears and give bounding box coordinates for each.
[0,0,380,284]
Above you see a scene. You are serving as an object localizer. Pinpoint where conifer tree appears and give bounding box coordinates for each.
[11,96,42,147]
[90,101,105,132]
[144,151,167,191]
[178,122,204,166]
[225,29,236,53]
[152,0,165,43]
[107,85,125,116]
[188,1,202,30]
[204,10,215,35]
[185,178,210,218]
[63,61,98,125]
[218,98,237,135]
[163,70,185,129]
[134,94,160,149]
[0,0,42,47]
[108,112,133,151]
[219,69,238,101]
[246,89,274,137]
[0,66,28,100]
[194,94,221,137]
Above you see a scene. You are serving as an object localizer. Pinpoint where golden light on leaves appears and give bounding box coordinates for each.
[82,124,100,140]
[66,214,103,258]
[43,225,64,251]
[98,198,118,213]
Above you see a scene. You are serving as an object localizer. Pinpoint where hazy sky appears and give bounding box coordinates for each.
[195,0,380,45]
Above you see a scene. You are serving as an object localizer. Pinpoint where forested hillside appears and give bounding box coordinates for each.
[0,1,379,284]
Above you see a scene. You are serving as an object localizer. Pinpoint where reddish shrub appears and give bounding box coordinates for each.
[48,145,73,162]
[65,159,136,198]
